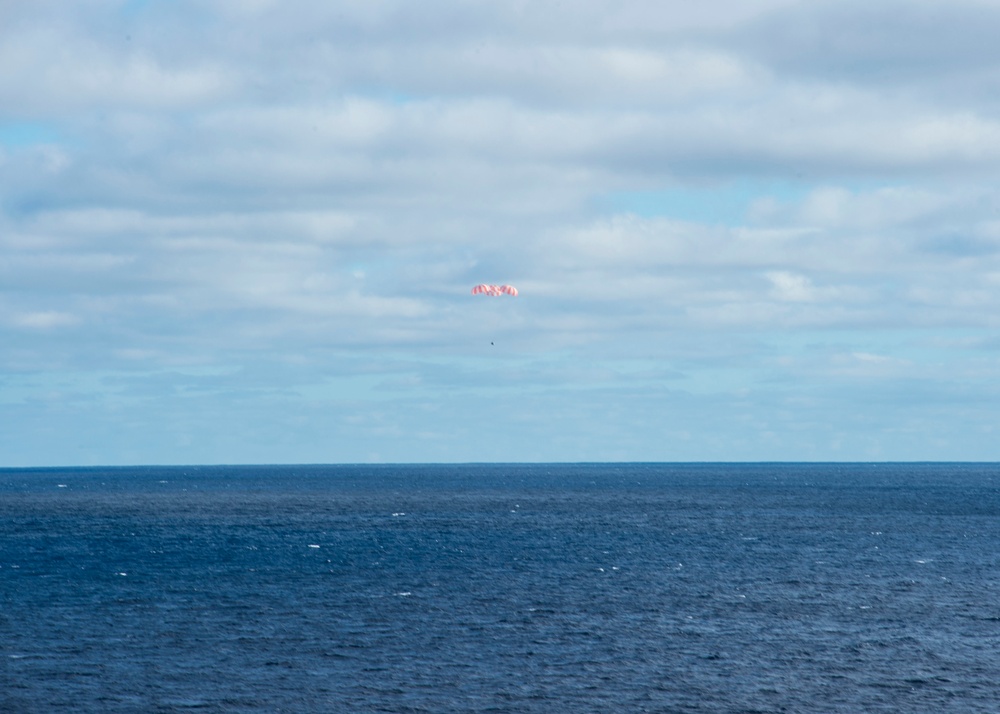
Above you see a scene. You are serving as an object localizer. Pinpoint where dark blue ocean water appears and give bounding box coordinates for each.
[2,463,1000,713]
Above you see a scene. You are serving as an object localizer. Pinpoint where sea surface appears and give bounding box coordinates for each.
[2,463,1000,713]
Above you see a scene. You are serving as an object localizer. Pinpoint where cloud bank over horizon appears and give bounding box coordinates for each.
[3,0,1000,464]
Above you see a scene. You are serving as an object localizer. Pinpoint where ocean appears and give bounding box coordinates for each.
[2,463,1000,712]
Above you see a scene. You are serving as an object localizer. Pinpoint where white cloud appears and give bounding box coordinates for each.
[8,310,79,329]
[766,271,815,302]
[0,28,230,115]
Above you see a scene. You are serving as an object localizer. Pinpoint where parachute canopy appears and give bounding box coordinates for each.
[471,284,518,297]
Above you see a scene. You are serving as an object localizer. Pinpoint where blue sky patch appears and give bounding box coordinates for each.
[0,123,61,148]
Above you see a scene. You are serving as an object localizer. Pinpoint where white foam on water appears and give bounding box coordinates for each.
[392,512,405,517]
[395,591,412,597]
[161,698,211,709]
[57,484,67,488]
[308,544,320,548]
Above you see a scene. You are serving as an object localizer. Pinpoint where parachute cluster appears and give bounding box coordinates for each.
[471,284,518,297]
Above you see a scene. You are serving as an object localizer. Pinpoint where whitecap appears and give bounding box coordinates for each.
[308,544,321,549]
[161,698,211,709]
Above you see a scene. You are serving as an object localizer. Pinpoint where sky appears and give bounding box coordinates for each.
[3,0,1000,465]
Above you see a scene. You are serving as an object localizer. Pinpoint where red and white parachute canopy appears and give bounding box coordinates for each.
[471,284,518,297]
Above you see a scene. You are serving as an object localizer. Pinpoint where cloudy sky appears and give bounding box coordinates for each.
[3,0,1000,465]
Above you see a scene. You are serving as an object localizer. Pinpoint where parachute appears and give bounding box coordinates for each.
[472,284,518,297]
